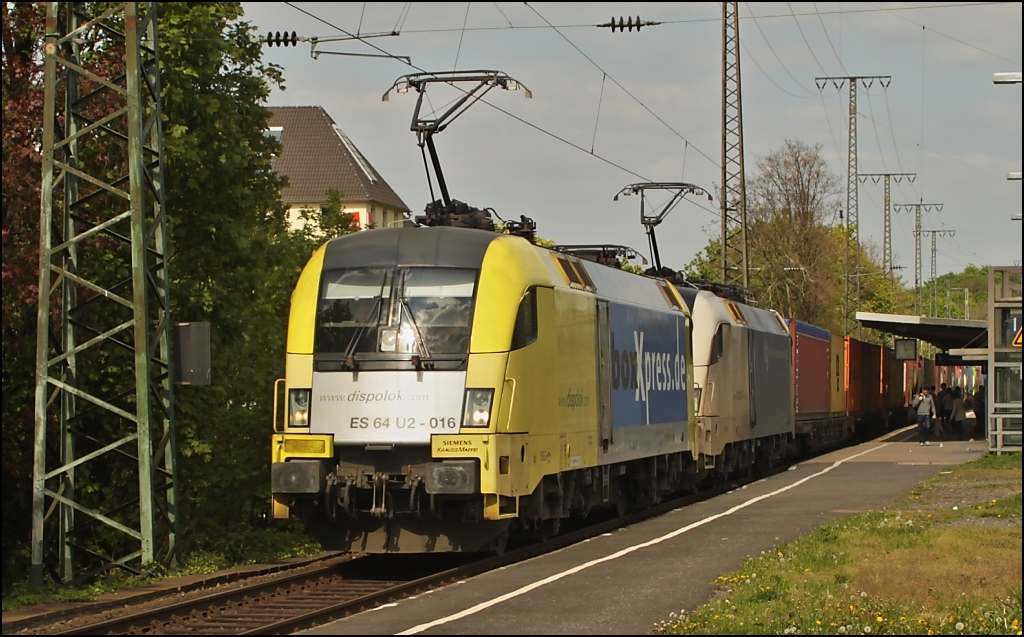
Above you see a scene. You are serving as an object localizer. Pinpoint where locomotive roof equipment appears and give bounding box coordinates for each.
[554,244,647,269]
[383,70,532,224]
[614,182,713,274]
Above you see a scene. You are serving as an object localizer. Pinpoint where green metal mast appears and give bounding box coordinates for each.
[32,2,177,585]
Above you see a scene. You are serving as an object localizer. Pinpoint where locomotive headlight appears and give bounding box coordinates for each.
[289,388,311,428]
[379,328,398,352]
[462,389,494,428]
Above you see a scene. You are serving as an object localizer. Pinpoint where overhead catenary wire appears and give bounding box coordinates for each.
[280,0,718,217]
[274,2,1016,268]
[523,3,719,172]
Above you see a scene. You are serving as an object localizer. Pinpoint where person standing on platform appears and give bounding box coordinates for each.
[936,383,950,439]
[941,384,957,440]
[949,387,967,440]
[913,387,937,445]
[973,385,987,441]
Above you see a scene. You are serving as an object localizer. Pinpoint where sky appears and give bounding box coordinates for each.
[240,2,1022,284]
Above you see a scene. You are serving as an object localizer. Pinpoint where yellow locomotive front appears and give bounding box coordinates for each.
[272,223,700,553]
[272,226,551,553]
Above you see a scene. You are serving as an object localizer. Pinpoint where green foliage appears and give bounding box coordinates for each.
[294,187,360,241]
[654,453,1023,635]
[685,140,923,339]
[1,2,324,594]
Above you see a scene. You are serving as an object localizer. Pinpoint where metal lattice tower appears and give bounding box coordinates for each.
[859,173,916,291]
[816,75,890,335]
[894,201,943,315]
[921,229,955,316]
[720,1,748,288]
[33,2,177,585]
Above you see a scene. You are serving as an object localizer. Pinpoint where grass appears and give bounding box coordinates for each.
[1,526,322,613]
[654,452,1023,635]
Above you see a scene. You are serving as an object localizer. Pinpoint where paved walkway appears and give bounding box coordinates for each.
[302,428,985,635]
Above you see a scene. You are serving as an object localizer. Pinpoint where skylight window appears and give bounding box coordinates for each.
[333,125,378,183]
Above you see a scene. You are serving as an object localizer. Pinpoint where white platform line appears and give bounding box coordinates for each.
[397,442,888,635]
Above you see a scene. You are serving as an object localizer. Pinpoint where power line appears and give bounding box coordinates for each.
[280,1,721,220]
[788,2,828,75]
[744,3,817,97]
[865,1,1021,67]
[813,2,850,75]
[523,3,719,170]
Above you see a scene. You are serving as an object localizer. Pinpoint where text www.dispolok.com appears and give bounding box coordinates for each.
[318,391,430,403]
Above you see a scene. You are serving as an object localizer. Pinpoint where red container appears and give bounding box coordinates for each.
[789,320,832,417]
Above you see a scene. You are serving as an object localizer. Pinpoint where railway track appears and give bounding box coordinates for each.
[12,457,816,636]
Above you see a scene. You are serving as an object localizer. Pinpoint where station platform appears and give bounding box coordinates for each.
[301,427,986,635]
[2,427,986,635]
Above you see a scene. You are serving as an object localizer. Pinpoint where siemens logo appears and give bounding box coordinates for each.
[611,330,686,403]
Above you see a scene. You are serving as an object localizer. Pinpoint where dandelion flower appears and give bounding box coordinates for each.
[956,622,965,630]
[877,616,884,623]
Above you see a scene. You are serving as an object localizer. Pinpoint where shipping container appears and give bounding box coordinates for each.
[788,320,832,417]
[830,332,846,415]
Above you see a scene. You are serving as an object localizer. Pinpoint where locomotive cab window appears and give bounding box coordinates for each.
[404,268,476,354]
[315,267,477,356]
[315,268,391,354]
[511,287,539,350]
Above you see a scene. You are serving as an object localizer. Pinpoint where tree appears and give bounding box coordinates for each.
[2,1,47,593]
[686,140,899,336]
[294,188,360,241]
[1,3,316,587]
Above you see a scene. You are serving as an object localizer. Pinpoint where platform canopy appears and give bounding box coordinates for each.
[856,312,988,352]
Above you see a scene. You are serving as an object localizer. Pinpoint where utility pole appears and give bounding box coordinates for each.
[720,2,748,288]
[816,75,891,336]
[33,2,177,585]
[859,172,916,292]
[919,229,955,317]
[894,200,943,315]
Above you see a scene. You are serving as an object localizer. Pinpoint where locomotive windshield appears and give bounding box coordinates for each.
[315,267,476,356]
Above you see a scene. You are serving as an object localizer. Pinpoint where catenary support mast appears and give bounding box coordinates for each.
[720,2,749,288]
[32,1,177,585]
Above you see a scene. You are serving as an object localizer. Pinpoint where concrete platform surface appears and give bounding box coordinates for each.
[302,428,985,635]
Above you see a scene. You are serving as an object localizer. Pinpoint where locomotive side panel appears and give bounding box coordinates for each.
[602,300,690,463]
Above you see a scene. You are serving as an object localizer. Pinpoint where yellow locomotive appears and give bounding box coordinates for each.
[271,225,703,553]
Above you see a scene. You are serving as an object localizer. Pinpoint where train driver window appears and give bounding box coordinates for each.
[710,324,725,365]
[315,268,391,354]
[404,268,477,354]
[511,287,538,350]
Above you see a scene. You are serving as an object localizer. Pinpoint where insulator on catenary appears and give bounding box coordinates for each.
[608,16,644,32]
[265,31,299,47]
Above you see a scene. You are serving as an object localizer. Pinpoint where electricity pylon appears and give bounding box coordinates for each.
[721,2,748,289]
[894,200,943,315]
[816,75,891,335]
[33,2,177,585]
[859,172,916,291]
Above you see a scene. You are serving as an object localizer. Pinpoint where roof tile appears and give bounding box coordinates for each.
[268,106,410,212]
